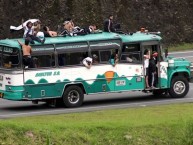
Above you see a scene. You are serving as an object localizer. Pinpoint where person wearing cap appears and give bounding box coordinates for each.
[82,57,93,69]
[149,51,158,89]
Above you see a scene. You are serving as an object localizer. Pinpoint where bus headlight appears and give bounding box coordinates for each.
[0,92,4,98]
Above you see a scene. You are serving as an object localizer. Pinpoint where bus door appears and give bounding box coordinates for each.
[142,42,166,89]
[116,43,144,91]
[158,46,168,88]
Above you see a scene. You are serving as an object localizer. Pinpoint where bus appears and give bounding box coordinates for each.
[0,31,192,107]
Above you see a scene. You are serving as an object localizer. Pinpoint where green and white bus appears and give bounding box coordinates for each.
[0,31,192,107]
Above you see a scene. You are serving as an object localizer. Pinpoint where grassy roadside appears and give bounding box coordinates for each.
[1,103,193,145]
[167,43,193,52]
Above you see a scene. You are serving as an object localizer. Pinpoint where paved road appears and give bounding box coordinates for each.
[169,51,193,62]
[0,51,193,119]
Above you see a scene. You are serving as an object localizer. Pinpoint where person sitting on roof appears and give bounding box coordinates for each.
[65,18,86,36]
[83,25,100,34]
[59,20,73,36]
[104,14,115,32]
[33,20,41,36]
[22,19,45,44]
[43,26,58,37]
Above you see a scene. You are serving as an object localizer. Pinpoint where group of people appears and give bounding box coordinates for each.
[82,51,119,69]
[14,14,119,67]
[20,19,59,45]
[14,14,118,45]
[59,18,99,36]
[144,50,158,89]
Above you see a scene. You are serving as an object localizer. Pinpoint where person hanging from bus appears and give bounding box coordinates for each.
[109,52,119,67]
[144,49,150,89]
[82,56,93,69]
[149,51,158,89]
[22,19,45,44]
[17,39,33,68]
[92,54,99,64]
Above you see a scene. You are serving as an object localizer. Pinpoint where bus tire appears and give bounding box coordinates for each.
[169,76,189,98]
[63,85,84,108]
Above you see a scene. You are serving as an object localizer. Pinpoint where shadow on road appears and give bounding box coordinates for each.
[0,94,171,112]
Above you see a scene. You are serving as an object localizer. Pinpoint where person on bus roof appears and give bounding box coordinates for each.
[22,19,45,44]
[104,14,115,32]
[43,26,58,37]
[17,39,33,68]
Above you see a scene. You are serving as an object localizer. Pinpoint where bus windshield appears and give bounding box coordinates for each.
[0,46,21,69]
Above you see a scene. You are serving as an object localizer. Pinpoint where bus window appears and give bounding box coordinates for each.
[121,44,141,63]
[120,53,141,63]
[122,44,140,53]
[100,50,111,62]
[2,47,20,69]
[91,51,100,64]
[31,54,55,68]
[58,52,88,66]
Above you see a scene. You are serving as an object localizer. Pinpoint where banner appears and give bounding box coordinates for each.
[10,19,40,31]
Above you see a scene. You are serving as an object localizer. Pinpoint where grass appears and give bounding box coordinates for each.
[167,43,193,52]
[1,103,193,144]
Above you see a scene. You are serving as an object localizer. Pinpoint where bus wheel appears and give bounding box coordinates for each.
[169,76,189,98]
[63,85,84,108]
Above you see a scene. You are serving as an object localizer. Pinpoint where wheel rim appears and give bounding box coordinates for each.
[173,81,186,95]
[67,90,80,104]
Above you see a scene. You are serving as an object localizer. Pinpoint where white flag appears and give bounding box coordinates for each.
[10,19,40,31]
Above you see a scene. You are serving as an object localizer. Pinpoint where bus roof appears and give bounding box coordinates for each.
[0,32,162,49]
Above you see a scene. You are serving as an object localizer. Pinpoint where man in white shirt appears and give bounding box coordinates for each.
[144,49,150,88]
[82,57,92,69]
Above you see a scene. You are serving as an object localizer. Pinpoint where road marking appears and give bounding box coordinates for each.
[175,56,193,58]
[1,97,193,118]
[169,51,193,54]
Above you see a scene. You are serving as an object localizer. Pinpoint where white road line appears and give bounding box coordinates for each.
[1,98,193,118]
[169,51,193,54]
[175,56,193,58]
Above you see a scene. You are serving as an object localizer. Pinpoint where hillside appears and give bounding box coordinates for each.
[0,0,193,44]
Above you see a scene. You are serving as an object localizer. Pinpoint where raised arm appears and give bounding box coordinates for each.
[17,40,23,46]
[21,18,24,28]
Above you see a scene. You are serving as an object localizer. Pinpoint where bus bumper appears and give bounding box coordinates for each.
[0,91,24,101]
